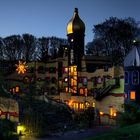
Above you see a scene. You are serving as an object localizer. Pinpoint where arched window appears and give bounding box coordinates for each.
[124,71,129,84]
[132,71,139,84]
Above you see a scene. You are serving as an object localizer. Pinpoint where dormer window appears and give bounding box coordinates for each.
[132,71,139,84]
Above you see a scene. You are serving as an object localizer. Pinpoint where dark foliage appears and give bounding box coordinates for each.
[117,101,140,126]
[86,17,140,65]
[0,119,18,140]
[0,34,67,62]
[19,97,72,135]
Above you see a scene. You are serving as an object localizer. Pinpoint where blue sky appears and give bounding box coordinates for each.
[0,0,140,44]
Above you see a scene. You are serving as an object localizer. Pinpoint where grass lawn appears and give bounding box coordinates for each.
[85,123,140,140]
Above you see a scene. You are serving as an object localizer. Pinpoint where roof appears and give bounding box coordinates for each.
[124,46,140,67]
[67,8,85,35]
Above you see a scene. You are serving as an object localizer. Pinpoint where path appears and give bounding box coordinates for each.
[19,126,113,140]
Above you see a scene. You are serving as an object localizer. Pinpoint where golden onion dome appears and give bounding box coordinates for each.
[67,8,85,35]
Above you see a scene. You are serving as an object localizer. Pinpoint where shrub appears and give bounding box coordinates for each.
[117,101,140,126]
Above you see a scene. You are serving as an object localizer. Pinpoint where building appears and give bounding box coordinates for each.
[124,44,140,104]
[4,8,125,123]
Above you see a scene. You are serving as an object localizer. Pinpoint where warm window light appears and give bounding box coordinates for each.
[80,88,84,95]
[65,67,68,73]
[113,112,117,117]
[65,87,68,93]
[68,100,73,106]
[16,60,28,74]
[92,102,95,107]
[15,86,19,93]
[130,91,135,100]
[73,102,78,110]
[110,107,113,118]
[79,103,84,110]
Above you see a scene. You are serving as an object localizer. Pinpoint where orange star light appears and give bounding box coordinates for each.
[16,60,28,74]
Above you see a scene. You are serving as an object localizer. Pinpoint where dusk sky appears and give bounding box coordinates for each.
[0,0,140,44]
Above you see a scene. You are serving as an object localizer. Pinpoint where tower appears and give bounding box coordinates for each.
[67,8,85,70]
[66,8,85,95]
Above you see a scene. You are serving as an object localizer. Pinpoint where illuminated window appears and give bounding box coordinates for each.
[110,107,113,118]
[13,88,15,94]
[79,103,84,110]
[125,71,129,84]
[109,107,117,118]
[85,101,90,108]
[65,87,68,93]
[80,88,84,95]
[132,71,139,84]
[64,67,68,73]
[130,91,135,100]
[71,78,74,86]
[92,102,95,107]
[71,67,74,73]
[73,79,77,86]
[85,88,88,96]
[73,66,77,72]
[73,102,79,111]
[15,86,20,93]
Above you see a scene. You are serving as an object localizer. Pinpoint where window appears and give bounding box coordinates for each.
[97,76,102,84]
[15,86,20,93]
[93,77,97,86]
[92,102,95,107]
[51,77,56,84]
[83,77,87,86]
[64,67,68,73]
[130,91,136,100]
[104,65,108,72]
[23,76,30,83]
[79,88,84,95]
[124,71,129,84]
[49,67,56,73]
[38,66,45,74]
[132,71,139,84]
[73,102,79,111]
[65,87,68,93]
[79,103,84,110]
[85,88,88,96]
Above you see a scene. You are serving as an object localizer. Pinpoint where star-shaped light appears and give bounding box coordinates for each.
[16,60,28,74]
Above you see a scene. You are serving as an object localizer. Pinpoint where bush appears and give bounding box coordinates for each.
[0,119,18,140]
[117,101,140,126]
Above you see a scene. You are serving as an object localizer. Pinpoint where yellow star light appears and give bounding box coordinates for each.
[16,60,28,74]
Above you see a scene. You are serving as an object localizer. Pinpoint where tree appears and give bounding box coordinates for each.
[87,17,140,64]
[49,37,67,59]
[38,37,49,62]
[86,39,105,56]
[3,35,23,61]
[22,34,36,62]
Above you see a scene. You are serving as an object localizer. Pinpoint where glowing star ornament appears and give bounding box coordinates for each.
[16,60,28,74]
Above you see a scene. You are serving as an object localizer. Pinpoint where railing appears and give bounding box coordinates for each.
[94,78,119,100]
